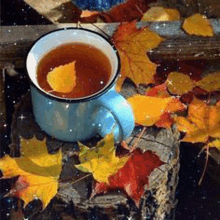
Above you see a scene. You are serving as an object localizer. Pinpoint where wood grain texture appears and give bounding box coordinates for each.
[1,20,220,69]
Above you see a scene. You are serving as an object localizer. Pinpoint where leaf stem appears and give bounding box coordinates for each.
[198,145,209,185]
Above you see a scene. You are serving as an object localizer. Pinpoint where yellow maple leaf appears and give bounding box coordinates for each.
[0,136,62,209]
[75,134,129,183]
[174,98,220,143]
[47,60,77,93]
[141,7,180,21]
[182,13,214,37]
[112,21,164,90]
[166,72,195,95]
[127,94,185,126]
[195,72,220,92]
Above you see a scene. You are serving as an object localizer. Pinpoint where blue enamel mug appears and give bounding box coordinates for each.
[26,28,134,142]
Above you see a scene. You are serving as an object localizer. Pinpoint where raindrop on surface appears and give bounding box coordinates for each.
[98,124,101,127]
[69,129,73,132]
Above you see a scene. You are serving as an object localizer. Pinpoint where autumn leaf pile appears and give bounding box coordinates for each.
[0,7,218,212]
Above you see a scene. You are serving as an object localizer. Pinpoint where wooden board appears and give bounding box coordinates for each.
[1,20,220,69]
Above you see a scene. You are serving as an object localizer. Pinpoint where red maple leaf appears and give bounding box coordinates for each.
[92,149,164,206]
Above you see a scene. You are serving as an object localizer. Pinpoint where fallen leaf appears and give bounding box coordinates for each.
[47,61,76,93]
[166,72,195,95]
[207,139,220,150]
[75,134,129,183]
[127,94,185,127]
[195,72,220,92]
[174,97,220,143]
[182,13,214,37]
[146,82,170,98]
[80,10,99,18]
[0,136,62,209]
[93,149,164,206]
[112,21,164,90]
[141,7,180,21]
[100,0,152,22]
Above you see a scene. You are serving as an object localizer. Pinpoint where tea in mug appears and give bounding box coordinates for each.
[37,43,112,98]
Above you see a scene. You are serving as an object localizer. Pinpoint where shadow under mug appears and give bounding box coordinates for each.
[26,28,135,143]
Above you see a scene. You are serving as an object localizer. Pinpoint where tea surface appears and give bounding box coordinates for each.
[37,43,112,98]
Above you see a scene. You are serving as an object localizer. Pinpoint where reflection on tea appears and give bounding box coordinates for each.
[37,43,112,98]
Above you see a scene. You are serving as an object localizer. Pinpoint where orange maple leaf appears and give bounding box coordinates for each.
[0,136,62,209]
[175,97,220,143]
[112,21,164,90]
[127,94,185,128]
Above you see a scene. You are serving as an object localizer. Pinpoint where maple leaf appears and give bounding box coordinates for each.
[127,94,185,127]
[47,61,77,93]
[93,149,164,206]
[0,136,62,209]
[141,7,180,21]
[195,72,220,92]
[112,21,164,90]
[182,13,214,37]
[75,134,129,183]
[166,72,195,95]
[174,97,220,143]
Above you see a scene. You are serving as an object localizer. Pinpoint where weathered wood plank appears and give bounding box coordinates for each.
[0,69,7,151]
[23,0,80,23]
[1,20,220,69]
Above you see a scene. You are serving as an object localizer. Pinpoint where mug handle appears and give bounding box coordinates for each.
[94,89,135,142]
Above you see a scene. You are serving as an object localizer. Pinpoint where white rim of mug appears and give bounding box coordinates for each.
[26,27,121,103]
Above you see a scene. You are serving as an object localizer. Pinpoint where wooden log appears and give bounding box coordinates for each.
[1,20,220,69]
[8,79,179,219]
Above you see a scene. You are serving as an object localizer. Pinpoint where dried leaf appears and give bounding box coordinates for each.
[47,61,76,93]
[80,10,99,18]
[182,13,214,37]
[112,21,164,90]
[166,72,194,95]
[207,139,220,150]
[195,72,220,92]
[146,82,170,98]
[75,134,129,183]
[0,136,62,209]
[127,94,185,127]
[99,0,150,22]
[175,97,220,143]
[93,149,164,207]
[141,7,180,21]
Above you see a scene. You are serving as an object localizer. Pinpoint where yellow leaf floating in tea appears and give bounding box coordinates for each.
[47,61,76,93]
[182,13,214,37]
[141,7,180,21]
